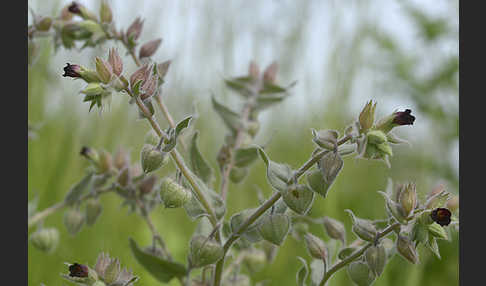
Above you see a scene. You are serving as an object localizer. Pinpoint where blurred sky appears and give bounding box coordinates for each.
[28,0,458,176]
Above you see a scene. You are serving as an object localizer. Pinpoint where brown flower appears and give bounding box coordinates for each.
[68,2,81,14]
[393,109,415,126]
[68,263,89,277]
[430,208,452,226]
[63,63,82,78]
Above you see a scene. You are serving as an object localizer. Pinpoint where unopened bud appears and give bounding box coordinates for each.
[375,109,415,134]
[157,60,171,82]
[347,261,376,286]
[117,167,131,187]
[64,208,85,236]
[95,57,113,84]
[130,64,149,88]
[258,213,291,246]
[366,130,387,145]
[364,244,387,276]
[159,178,192,208]
[140,144,166,173]
[139,38,162,58]
[126,17,144,41]
[263,61,278,83]
[138,175,157,195]
[140,72,158,100]
[304,233,327,260]
[345,210,377,242]
[99,0,113,23]
[282,184,315,215]
[103,258,121,284]
[446,195,459,212]
[97,150,113,174]
[189,235,224,268]
[113,148,130,170]
[248,61,260,80]
[85,198,103,226]
[312,129,339,150]
[36,17,52,31]
[398,183,417,218]
[323,216,346,244]
[378,191,407,224]
[81,82,104,96]
[30,227,59,253]
[425,189,450,209]
[108,48,123,77]
[359,100,377,132]
[430,208,452,226]
[396,234,419,264]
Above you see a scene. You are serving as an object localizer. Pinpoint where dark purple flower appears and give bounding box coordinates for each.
[393,109,415,126]
[63,63,82,78]
[69,263,89,277]
[68,2,81,14]
[430,208,452,226]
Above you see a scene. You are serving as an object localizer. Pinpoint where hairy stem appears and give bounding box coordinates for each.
[318,222,400,286]
[213,135,351,286]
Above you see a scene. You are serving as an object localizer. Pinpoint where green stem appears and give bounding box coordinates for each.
[318,223,400,286]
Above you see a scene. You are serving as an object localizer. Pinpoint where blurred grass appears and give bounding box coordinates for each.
[28,0,458,285]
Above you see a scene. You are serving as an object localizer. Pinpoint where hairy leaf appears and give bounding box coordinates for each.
[189,131,213,185]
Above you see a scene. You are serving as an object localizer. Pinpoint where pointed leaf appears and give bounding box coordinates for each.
[211,96,242,132]
[129,238,187,283]
[189,131,213,185]
[64,173,94,205]
[162,116,192,152]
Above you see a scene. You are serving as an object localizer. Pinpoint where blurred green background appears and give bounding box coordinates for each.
[28,0,458,285]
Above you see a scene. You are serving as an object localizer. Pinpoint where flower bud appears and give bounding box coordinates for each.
[398,183,417,218]
[81,82,104,96]
[243,249,267,273]
[85,198,103,226]
[30,227,59,253]
[99,0,113,23]
[139,38,162,58]
[95,57,113,84]
[396,234,419,264]
[117,167,131,187]
[248,61,260,80]
[446,195,459,212]
[345,210,377,242]
[359,100,377,132]
[159,178,192,208]
[130,64,149,88]
[138,175,157,195]
[430,208,452,226]
[347,261,376,286]
[282,184,315,215]
[229,167,249,183]
[425,190,450,209]
[263,61,278,83]
[364,244,387,276]
[257,213,291,246]
[304,233,327,260]
[114,148,130,170]
[140,144,166,173]
[375,109,415,134]
[366,130,387,145]
[108,48,123,77]
[378,191,407,224]
[428,222,449,240]
[36,17,52,31]
[323,216,346,244]
[64,208,85,236]
[97,150,113,174]
[157,60,171,83]
[312,129,339,150]
[103,258,121,284]
[126,17,144,41]
[188,235,224,268]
